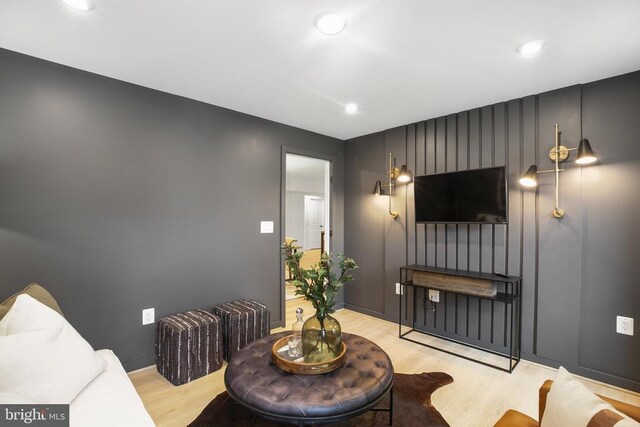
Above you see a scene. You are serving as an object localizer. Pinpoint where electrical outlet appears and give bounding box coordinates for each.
[616,316,634,336]
[395,283,404,295]
[142,308,155,326]
[428,289,440,302]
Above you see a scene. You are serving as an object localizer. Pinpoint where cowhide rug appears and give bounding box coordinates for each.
[189,372,453,426]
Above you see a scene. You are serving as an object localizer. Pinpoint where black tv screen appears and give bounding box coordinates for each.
[414,166,507,223]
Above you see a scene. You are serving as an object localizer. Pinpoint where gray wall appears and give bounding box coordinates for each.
[345,71,640,391]
[0,48,344,371]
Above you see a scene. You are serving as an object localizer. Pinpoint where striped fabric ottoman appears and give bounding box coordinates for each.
[212,299,271,361]
[155,309,223,385]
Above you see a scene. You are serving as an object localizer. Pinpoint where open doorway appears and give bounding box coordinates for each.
[284,154,331,304]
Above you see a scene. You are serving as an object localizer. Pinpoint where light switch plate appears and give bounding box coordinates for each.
[142,308,155,326]
[260,221,274,234]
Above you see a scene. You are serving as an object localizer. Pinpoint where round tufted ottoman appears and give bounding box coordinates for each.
[224,331,394,425]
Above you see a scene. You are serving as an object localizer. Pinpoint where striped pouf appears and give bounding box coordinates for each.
[212,299,271,362]
[155,309,223,386]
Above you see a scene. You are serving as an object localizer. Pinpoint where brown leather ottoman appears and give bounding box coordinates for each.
[224,331,394,425]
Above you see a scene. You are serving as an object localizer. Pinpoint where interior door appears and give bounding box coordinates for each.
[304,196,324,250]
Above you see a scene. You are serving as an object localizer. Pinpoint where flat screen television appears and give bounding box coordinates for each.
[414,166,507,223]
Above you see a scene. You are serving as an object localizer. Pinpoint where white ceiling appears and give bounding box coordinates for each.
[1,1,640,140]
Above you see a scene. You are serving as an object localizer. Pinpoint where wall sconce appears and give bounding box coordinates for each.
[519,124,597,218]
[372,153,412,219]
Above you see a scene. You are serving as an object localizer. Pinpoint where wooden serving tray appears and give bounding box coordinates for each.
[271,335,347,375]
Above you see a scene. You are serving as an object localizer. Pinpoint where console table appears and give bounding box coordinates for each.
[399,265,521,373]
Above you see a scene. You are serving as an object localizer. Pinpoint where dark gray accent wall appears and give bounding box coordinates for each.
[343,132,386,316]
[579,72,640,382]
[0,48,344,371]
[344,71,640,391]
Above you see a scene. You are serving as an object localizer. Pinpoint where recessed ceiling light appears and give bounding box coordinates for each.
[62,0,95,12]
[516,39,545,56]
[345,103,358,114]
[314,12,347,35]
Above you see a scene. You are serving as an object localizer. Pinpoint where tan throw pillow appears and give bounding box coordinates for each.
[542,367,640,427]
[0,283,63,320]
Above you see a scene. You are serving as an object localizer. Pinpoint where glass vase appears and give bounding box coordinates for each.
[302,311,342,363]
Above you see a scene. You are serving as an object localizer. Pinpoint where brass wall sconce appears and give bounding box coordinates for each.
[519,124,597,218]
[372,153,413,219]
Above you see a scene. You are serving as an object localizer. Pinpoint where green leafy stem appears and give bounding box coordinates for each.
[282,241,358,322]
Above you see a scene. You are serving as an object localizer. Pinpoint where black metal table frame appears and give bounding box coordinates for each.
[398,265,522,373]
[225,377,393,426]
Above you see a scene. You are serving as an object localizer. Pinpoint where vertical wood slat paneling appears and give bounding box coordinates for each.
[494,104,507,275]
[446,115,457,270]
[468,110,481,273]
[479,107,495,343]
[507,100,523,277]
[481,106,494,274]
[416,122,426,266]
[455,111,469,337]
[435,117,447,268]
[406,124,416,266]
[456,112,469,271]
[407,99,530,353]
[493,103,508,345]
[425,120,436,267]
[469,109,481,168]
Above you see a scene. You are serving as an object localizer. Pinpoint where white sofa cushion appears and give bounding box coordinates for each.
[0,294,106,404]
[71,350,155,427]
[0,393,37,404]
[542,366,639,427]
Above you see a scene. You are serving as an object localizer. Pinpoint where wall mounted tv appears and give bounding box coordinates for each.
[414,166,507,224]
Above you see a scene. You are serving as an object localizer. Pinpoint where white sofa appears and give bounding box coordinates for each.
[0,287,155,427]
[70,350,155,427]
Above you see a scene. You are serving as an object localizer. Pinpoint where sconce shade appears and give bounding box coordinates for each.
[576,139,597,165]
[397,165,413,183]
[372,180,384,196]
[519,164,538,187]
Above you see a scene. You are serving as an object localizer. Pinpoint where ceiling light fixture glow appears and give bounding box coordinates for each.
[314,12,347,35]
[516,39,545,56]
[62,0,95,12]
[344,103,358,114]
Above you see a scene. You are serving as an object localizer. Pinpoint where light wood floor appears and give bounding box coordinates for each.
[129,300,640,426]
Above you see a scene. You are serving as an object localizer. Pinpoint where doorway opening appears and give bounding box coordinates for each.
[284,154,331,305]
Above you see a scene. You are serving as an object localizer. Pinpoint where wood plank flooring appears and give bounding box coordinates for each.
[129,300,640,426]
